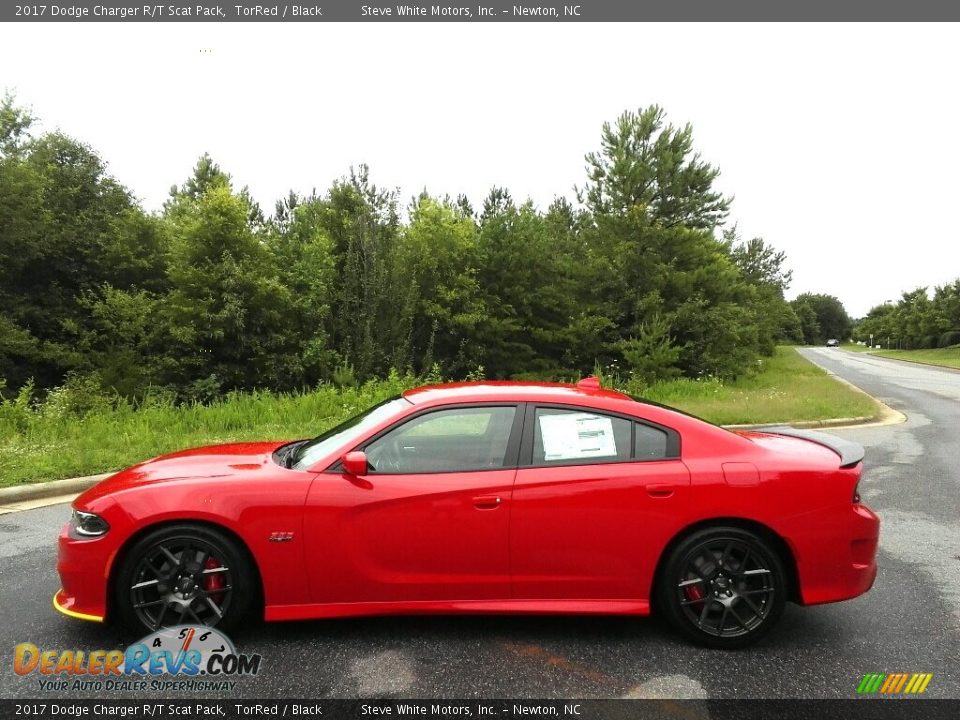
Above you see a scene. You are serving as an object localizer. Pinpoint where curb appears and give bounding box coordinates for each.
[0,473,111,504]
[725,415,875,431]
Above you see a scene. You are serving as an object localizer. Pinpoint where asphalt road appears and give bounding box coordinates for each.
[2,347,959,700]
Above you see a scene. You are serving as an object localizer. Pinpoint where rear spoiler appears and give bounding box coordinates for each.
[759,427,865,469]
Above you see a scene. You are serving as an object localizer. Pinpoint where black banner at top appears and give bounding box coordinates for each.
[3,0,960,22]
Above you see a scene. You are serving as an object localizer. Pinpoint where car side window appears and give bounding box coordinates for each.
[634,422,668,460]
[533,408,632,464]
[365,406,517,474]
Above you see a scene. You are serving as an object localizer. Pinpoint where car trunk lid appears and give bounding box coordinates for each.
[737,427,865,468]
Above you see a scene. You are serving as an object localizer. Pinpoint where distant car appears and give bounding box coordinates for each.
[826,339,840,347]
[55,378,878,648]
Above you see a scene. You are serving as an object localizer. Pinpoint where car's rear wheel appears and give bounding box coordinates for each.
[114,524,255,634]
[658,526,786,649]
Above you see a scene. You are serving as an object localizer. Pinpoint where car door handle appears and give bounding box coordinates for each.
[647,484,675,498]
[472,495,502,510]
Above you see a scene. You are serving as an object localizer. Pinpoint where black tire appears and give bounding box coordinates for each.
[114,523,256,634]
[658,526,786,649]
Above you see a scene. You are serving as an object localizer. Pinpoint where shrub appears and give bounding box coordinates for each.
[331,361,357,389]
[939,330,960,348]
[0,378,35,435]
[41,372,114,421]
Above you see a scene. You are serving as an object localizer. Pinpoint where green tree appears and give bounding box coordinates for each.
[729,232,796,352]
[0,97,160,391]
[472,192,584,378]
[577,106,777,380]
[618,316,682,385]
[317,166,403,380]
[266,192,337,384]
[853,303,895,346]
[790,299,819,345]
[582,105,731,228]
[396,195,484,376]
[160,164,301,395]
[791,294,851,344]
[933,280,960,334]
[0,91,33,155]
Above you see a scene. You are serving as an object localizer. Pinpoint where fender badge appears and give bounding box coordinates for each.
[268,531,295,542]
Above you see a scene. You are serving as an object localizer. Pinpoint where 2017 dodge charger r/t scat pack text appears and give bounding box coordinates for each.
[55,378,879,648]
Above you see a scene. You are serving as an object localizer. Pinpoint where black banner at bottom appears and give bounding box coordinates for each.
[2,699,959,720]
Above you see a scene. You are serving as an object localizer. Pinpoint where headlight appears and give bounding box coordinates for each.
[72,509,110,537]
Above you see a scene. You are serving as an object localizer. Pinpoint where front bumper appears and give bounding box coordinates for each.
[53,589,103,622]
[55,520,115,622]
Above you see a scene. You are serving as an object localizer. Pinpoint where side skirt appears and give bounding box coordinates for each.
[265,599,650,622]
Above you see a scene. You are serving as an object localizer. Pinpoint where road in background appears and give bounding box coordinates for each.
[2,348,958,699]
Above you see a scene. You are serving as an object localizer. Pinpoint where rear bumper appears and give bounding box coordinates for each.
[790,503,880,605]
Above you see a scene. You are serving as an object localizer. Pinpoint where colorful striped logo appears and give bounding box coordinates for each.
[857,673,933,695]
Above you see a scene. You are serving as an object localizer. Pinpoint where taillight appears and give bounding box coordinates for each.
[853,475,862,503]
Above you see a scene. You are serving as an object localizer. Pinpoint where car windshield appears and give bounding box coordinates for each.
[290,396,411,471]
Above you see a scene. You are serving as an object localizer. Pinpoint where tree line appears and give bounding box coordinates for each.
[1,95,825,403]
[854,282,960,350]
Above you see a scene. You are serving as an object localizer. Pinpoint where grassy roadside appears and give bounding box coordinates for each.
[865,346,960,369]
[0,375,414,489]
[641,346,877,426]
[0,347,878,487]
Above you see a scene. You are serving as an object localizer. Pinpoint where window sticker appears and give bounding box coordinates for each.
[539,412,617,461]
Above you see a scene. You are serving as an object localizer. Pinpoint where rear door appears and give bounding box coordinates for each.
[510,404,691,601]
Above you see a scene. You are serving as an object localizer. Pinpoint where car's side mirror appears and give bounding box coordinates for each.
[342,451,368,476]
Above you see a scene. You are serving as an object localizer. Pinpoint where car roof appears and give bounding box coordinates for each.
[402,380,633,406]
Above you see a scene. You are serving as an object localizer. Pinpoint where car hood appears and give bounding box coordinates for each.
[75,441,290,504]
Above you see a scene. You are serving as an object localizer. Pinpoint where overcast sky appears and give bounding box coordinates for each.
[2,22,958,317]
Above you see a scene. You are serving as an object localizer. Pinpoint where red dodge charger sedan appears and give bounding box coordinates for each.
[55,378,879,648]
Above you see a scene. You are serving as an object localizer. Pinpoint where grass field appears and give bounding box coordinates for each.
[640,346,877,426]
[0,348,879,487]
[866,346,960,369]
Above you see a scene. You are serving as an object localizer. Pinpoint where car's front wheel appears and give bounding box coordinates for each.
[114,523,256,634]
[658,526,786,649]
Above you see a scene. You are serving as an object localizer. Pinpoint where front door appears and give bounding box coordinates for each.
[304,404,520,604]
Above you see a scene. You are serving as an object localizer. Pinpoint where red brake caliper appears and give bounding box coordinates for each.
[203,557,225,604]
[684,580,705,605]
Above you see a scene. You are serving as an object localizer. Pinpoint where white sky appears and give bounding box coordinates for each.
[2,22,958,317]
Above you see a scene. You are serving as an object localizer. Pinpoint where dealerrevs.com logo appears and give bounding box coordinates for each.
[14,626,261,692]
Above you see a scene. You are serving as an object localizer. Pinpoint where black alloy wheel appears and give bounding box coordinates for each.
[114,524,255,633]
[659,526,786,649]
